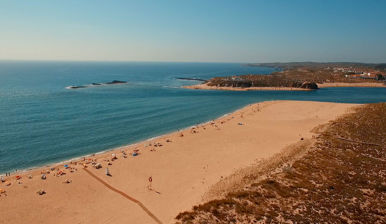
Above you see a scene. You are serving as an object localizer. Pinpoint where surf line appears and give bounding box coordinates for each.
[83,168,163,224]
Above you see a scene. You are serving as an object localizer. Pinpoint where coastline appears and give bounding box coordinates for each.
[0,111,236,177]
[317,82,386,88]
[183,83,313,91]
[0,100,357,224]
[183,82,385,91]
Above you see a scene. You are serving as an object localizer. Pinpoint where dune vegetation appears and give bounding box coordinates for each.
[176,103,386,223]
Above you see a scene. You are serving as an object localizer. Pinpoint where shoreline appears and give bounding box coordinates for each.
[0,100,358,224]
[317,82,386,88]
[183,82,385,91]
[0,113,232,176]
[183,83,313,91]
[0,104,244,177]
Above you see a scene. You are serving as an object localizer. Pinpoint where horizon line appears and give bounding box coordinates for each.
[0,59,385,64]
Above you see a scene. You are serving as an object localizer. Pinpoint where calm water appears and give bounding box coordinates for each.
[0,61,385,173]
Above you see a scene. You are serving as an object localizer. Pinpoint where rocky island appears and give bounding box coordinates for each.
[66,80,128,89]
[105,80,127,84]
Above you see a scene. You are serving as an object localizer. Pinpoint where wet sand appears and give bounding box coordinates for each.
[0,101,357,224]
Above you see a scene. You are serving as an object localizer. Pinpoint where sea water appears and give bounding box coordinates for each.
[0,61,385,173]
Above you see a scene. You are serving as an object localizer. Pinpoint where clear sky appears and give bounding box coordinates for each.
[1,0,386,63]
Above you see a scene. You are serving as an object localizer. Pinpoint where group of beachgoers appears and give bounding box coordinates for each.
[0,141,169,197]
[0,104,262,199]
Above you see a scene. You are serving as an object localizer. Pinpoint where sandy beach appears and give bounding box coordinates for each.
[183,82,385,91]
[0,101,357,224]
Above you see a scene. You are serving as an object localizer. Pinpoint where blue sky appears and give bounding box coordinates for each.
[1,0,386,63]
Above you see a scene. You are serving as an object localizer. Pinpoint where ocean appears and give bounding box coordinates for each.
[0,61,385,173]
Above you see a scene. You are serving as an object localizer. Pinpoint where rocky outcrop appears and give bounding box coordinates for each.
[207,77,318,90]
[66,80,127,89]
[105,80,127,84]
[300,81,318,89]
[176,77,208,82]
[67,85,87,89]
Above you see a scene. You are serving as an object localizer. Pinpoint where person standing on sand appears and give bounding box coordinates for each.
[148,176,152,190]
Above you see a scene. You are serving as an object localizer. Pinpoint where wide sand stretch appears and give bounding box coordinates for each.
[0,101,357,224]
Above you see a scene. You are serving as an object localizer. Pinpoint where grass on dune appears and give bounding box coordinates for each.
[176,103,386,224]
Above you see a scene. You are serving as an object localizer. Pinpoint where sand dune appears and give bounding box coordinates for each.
[0,101,357,224]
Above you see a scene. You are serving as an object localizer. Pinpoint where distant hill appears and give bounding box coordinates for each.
[247,62,386,71]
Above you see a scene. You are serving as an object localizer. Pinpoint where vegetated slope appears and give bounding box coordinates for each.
[207,73,319,89]
[207,64,385,89]
[176,103,386,223]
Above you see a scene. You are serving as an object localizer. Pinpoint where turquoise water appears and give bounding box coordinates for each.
[0,61,385,173]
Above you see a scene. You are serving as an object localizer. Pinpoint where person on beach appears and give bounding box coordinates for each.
[148,176,152,190]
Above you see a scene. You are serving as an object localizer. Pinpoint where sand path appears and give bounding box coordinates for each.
[82,168,163,224]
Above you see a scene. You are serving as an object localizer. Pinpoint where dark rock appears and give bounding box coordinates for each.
[68,85,87,89]
[300,81,318,89]
[177,77,207,82]
[105,80,127,84]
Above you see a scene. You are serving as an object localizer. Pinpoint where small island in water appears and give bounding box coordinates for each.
[66,80,128,89]
[184,62,386,91]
